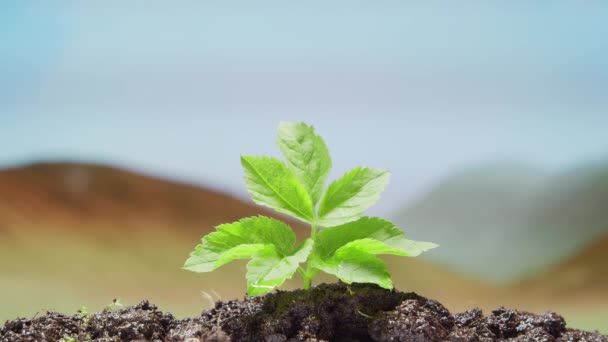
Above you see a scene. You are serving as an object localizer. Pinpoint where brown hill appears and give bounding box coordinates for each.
[513,234,608,297]
[505,235,608,332]
[0,161,307,238]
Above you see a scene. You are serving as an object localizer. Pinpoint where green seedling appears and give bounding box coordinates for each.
[183,122,437,295]
[106,298,124,310]
[78,306,88,319]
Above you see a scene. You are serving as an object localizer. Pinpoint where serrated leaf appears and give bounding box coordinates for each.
[184,243,265,273]
[241,156,315,223]
[310,217,437,289]
[246,239,313,295]
[183,216,296,272]
[381,238,439,257]
[313,217,405,259]
[323,250,393,289]
[276,122,332,204]
[334,238,410,257]
[317,167,390,226]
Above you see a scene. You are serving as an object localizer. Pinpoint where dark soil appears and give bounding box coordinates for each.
[1,283,606,341]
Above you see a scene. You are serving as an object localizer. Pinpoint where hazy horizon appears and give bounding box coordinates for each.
[3,2,608,213]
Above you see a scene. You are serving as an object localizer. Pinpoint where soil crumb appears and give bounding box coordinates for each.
[1,283,606,341]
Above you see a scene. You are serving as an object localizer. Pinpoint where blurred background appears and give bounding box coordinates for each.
[1,1,607,333]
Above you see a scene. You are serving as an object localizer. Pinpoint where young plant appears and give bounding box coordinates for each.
[183,122,437,295]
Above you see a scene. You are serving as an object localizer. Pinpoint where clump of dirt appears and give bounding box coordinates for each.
[1,283,606,341]
[0,301,175,342]
[85,301,174,340]
[202,283,424,341]
[0,311,82,341]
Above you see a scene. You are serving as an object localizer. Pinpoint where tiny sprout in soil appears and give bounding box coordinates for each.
[183,122,438,295]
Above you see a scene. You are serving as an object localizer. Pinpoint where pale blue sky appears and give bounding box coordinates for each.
[2,2,608,213]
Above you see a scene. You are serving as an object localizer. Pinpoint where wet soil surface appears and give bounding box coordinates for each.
[1,283,606,341]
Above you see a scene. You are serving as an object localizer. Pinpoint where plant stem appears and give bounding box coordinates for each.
[303,275,312,290]
[303,220,318,290]
[310,221,318,240]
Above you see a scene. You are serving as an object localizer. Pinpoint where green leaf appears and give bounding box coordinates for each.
[317,167,390,226]
[183,216,296,272]
[334,238,410,257]
[276,122,332,204]
[379,238,439,257]
[313,217,405,259]
[319,250,393,290]
[310,217,437,289]
[246,239,313,295]
[241,156,315,223]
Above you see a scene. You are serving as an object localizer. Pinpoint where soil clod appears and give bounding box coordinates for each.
[1,283,606,341]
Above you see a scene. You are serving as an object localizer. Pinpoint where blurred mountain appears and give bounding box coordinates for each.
[0,161,491,322]
[392,160,608,283]
[507,234,608,333]
[512,234,608,297]
[0,161,300,235]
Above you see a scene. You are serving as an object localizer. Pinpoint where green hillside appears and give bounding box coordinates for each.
[392,160,608,283]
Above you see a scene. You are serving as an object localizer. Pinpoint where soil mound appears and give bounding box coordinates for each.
[2,283,606,341]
